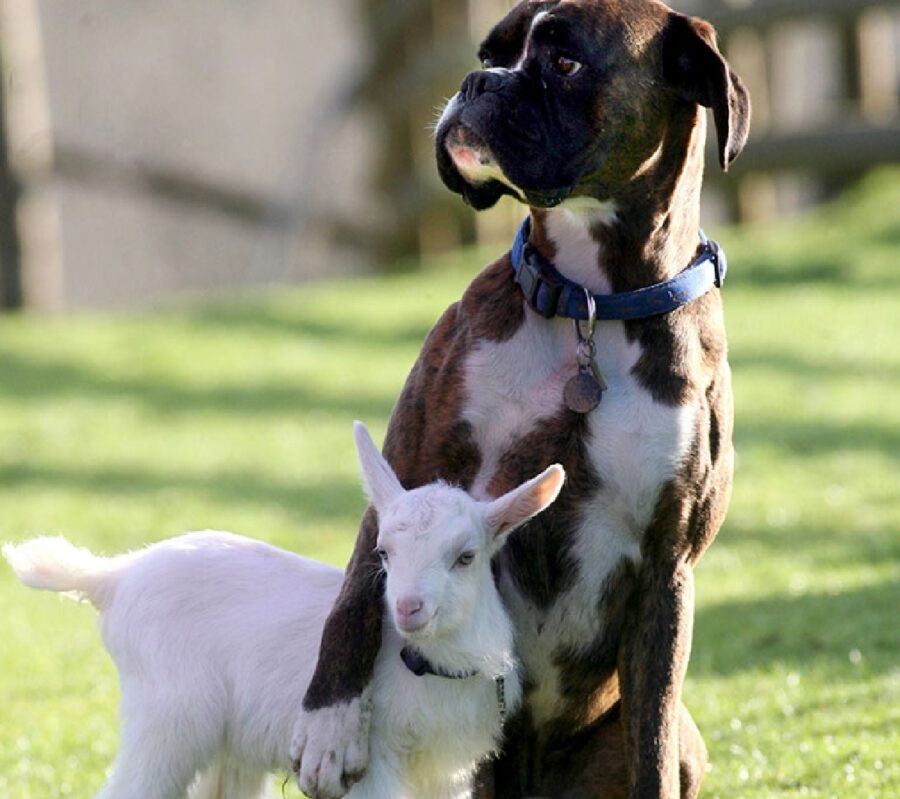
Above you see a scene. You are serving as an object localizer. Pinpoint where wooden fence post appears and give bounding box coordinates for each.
[0,0,63,310]
[0,41,23,309]
[857,6,899,121]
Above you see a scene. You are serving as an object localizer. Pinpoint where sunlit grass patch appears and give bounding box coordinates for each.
[1,170,898,797]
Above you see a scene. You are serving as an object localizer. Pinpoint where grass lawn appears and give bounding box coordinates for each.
[1,169,898,798]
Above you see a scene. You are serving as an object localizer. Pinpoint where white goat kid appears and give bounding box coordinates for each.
[4,422,564,799]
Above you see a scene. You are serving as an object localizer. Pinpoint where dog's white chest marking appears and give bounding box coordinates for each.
[462,206,696,724]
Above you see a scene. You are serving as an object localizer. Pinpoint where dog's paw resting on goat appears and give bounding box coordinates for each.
[4,421,564,799]
[291,694,372,799]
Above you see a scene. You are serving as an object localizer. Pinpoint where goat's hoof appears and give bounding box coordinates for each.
[291,694,371,799]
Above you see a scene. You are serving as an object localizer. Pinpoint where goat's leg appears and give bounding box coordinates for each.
[95,742,199,799]
[188,760,269,799]
[416,782,473,799]
[342,744,407,799]
[220,763,269,799]
[399,764,474,799]
[96,688,217,799]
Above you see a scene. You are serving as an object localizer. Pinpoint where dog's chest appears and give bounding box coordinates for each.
[463,309,693,536]
[461,309,695,721]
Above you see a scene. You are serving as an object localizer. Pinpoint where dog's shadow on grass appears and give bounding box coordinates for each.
[0,349,398,420]
[0,461,366,525]
[187,303,433,348]
[734,417,900,462]
[730,349,900,382]
[0,347,378,527]
[691,578,899,677]
[726,258,850,288]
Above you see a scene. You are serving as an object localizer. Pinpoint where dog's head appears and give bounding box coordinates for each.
[434,0,750,210]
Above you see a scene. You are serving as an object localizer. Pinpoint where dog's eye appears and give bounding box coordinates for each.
[481,57,494,69]
[455,551,476,568]
[555,56,582,76]
[375,546,388,564]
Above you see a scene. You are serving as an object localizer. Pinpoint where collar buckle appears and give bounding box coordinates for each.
[518,245,561,319]
[707,238,725,288]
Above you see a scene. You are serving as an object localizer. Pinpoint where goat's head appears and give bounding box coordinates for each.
[353,421,565,642]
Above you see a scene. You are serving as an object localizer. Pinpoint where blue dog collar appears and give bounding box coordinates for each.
[510,217,727,321]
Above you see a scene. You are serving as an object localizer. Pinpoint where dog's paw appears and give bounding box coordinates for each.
[291,693,372,799]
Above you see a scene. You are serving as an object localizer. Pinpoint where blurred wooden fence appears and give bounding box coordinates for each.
[0,0,369,312]
[1,0,899,308]
[356,0,900,262]
[349,0,516,266]
[0,53,22,308]
[693,0,900,221]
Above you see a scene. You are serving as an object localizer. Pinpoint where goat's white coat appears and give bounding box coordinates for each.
[6,531,515,799]
[5,425,564,799]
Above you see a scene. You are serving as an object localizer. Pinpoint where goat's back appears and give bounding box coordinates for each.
[102,531,344,768]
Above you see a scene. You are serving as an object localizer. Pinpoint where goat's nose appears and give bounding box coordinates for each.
[460,69,510,103]
[395,596,426,631]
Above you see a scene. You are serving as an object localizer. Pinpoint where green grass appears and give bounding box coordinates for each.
[1,169,898,798]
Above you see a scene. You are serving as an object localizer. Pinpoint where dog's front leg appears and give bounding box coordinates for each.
[618,558,696,799]
[292,508,383,799]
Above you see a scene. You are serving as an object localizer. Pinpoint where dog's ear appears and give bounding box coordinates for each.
[662,13,751,171]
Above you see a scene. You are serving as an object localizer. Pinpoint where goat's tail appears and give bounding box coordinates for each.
[2,537,121,610]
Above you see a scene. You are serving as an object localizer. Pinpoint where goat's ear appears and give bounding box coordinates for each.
[353,421,404,510]
[485,464,565,545]
[661,12,751,171]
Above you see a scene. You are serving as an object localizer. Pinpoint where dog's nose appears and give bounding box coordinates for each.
[395,596,426,631]
[460,69,511,102]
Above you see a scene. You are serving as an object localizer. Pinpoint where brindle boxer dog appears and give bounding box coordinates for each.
[291,1,750,797]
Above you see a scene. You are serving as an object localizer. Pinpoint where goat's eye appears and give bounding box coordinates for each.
[554,56,582,76]
[375,546,388,563]
[455,551,476,568]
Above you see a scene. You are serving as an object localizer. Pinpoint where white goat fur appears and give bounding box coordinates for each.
[4,423,564,799]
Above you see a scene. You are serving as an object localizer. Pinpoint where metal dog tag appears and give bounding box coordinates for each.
[564,290,607,415]
[564,367,604,414]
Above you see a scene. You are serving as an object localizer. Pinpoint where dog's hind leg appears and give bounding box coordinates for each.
[676,703,708,799]
[518,700,706,799]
